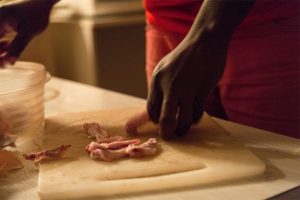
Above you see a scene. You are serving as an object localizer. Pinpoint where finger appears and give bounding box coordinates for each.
[147,79,163,123]
[193,96,205,123]
[159,97,178,140]
[176,100,193,136]
[125,111,149,134]
[6,33,32,58]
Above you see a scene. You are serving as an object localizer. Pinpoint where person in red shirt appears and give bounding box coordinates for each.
[144,0,300,139]
[0,0,299,139]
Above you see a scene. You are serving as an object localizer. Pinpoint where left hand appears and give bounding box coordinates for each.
[0,0,59,67]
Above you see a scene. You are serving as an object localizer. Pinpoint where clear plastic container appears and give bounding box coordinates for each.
[0,61,49,136]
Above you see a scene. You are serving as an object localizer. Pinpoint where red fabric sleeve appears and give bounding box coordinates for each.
[144,0,300,35]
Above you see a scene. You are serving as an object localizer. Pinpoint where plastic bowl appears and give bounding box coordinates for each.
[0,61,49,136]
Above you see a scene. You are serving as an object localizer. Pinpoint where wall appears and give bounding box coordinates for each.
[20,13,147,98]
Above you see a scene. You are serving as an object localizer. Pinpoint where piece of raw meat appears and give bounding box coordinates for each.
[95,136,124,144]
[86,139,141,153]
[83,122,108,141]
[90,148,127,162]
[23,144,71,165]
[126,138,158,157]
[83,122,159,162]
[88,138,158,161]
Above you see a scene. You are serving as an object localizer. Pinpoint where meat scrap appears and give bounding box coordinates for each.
[83,123,126,145]
[83,122,108,141]
[23,144,71,165]
[89,138,158,162]
[90,148,127,162]
[85,139,140,153]
[83,122,159,162]
[126,138,158,157]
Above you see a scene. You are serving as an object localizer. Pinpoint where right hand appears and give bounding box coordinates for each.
[147,33,229,139]
[0,0,59,67]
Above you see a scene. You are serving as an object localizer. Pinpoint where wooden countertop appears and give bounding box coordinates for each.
[0,77,299,200]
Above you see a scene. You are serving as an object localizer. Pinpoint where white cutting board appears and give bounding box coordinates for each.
[38,107,265,199]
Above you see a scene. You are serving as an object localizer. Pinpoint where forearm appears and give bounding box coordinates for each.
[186,0,255,44]
[174,0,256,85]
[147,0,255,138]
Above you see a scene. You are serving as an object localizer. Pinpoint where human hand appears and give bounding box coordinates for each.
[0,0,59,67]
[147,34,229,139]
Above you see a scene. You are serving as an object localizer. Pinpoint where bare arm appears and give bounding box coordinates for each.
[147,0,255,139]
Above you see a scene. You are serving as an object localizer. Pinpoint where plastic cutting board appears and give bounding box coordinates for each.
[38,107,265,199]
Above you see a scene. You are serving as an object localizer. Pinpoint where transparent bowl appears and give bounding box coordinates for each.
[0,61,49,136]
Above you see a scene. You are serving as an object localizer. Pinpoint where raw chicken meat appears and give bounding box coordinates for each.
[83,122,108,141]
[23,144,71,165]
[88,138,158,161]
[90,148,127,162]
[126,138,158,157]
[83,122,159,162]
[86,139,140,153]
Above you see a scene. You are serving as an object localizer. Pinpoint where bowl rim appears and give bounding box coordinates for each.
[0,61,49,94]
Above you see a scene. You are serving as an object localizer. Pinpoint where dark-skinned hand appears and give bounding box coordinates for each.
[147,34,230,139]
[0,0,59,67]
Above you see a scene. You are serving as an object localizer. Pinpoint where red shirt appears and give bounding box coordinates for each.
[144,0,300,35]
[143,0,300,138]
